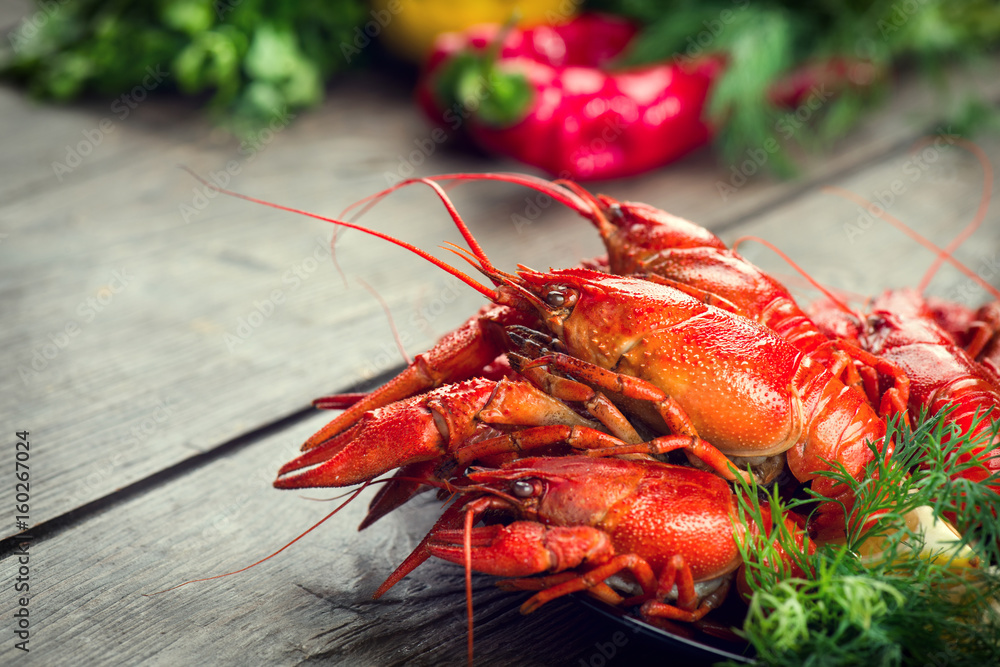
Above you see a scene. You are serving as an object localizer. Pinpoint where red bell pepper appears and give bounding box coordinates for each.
[417,14,880,181]
[417,13,724,181]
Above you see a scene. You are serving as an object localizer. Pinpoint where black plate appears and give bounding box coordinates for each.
[578,596,756,665]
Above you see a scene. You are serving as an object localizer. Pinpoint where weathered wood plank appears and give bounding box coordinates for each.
[4,132,997,667]
[723,135,1000,305]
[2,56,998,540]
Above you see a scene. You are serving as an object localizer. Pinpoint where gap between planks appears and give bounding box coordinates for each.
[0,366,404,559]
[5,91,997,560]
[711,93,1000,236]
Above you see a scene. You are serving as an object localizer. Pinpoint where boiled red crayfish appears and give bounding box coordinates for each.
[346,173,911,419]
[813,288,1000,492]
[808,169,1000,492]
[220,176,891,541]
[390,456,812,624]
[189,165,992,641]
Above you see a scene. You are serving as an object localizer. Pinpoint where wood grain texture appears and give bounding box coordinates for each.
[3,61,1000,538]
[2,13,999,661]
[2,126,996,667]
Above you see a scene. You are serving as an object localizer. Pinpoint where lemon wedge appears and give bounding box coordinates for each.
[856,505,979,570]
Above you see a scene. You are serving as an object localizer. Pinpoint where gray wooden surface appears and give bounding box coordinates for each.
[1,5,999,662]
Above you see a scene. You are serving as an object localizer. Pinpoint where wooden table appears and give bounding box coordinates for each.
[2,8,999,662]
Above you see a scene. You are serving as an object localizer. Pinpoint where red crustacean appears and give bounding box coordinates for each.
[235,179,892,541]
[806,150,1000,492]
[346,172,910,421]
[811,288,1000,492]
[275,376,602,490]
[174,169,905,652]
[967,301,1000,381]
[387,456,813,625]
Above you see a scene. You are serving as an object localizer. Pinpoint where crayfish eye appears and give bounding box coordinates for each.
[606,203,623,221]
[511,479,539,498]
[544,288,577,309]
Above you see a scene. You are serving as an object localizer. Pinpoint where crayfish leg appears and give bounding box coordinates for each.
[508,352,643,444]
[454,424,625,466]
[968,301,1000,382]
[520,554,658,615]
[524,352,702,438]
[357,460,439,531]
[500,574,626,607]
[584,436,751,484]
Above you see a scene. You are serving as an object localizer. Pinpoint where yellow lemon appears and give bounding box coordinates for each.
[857,505,978,570]
[371,0,578,62]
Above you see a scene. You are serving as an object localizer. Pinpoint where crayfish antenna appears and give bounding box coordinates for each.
[464,506,475,666]
[341,177,495,273]
[357,277,412,365]
[338,173,593,276]
[178,167,498,303]
[825,185,1000,302]
[372,501,465,599]
[142,483,368,596]
[912,137,993,293]
[732,235,861,318]
[822,137,1000,303]
[552,178,616,238]
[423,172,589,212]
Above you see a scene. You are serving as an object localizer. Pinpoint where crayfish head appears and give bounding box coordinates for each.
[593,195,727,274]
[466,456,645,527]
[494,267,608,339]
[498,268,696,372]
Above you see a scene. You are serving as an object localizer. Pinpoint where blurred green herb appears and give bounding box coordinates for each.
[2,0,367,135]
[3,0,999,160]
[729,408,1000,666]
[590,0,1000,173]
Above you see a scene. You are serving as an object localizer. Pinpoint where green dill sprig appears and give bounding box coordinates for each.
[732,468,815,594]
[726,408,1000,667]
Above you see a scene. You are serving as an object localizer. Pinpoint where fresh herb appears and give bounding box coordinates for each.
[729,408,1000,666]
[4,0,998,159]
[1,0,367,135]
[590,0,1000,173]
